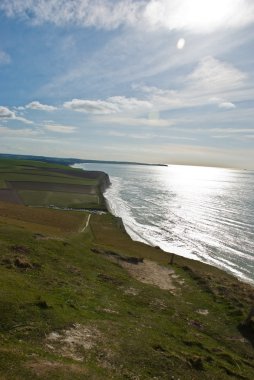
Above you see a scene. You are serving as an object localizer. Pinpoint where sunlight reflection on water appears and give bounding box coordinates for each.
[75,163,254,284]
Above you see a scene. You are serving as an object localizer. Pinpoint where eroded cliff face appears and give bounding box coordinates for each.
[96,171,111,211]
[97,171,111,193]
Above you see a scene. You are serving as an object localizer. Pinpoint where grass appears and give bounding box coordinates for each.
[0,158,78,170]
[0,173,97,186]
[19,190,99,209]
[0,179,7,189]
[0,212,253,379]
[0,158,108,211]
[0,158,253,379]
[0,201,86,237]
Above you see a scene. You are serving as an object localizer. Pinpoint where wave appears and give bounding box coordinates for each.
[75,163,254,285]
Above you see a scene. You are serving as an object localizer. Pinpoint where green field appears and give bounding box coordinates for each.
[0,158,107,210]
[19,190,99,208]
[0,179,7,189]
[0,159,78,170]
[0,173,97,186]
[0,159,253,380]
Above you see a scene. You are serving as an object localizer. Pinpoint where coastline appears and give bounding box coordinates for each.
[100,171,254,287]
[1,158,254,378]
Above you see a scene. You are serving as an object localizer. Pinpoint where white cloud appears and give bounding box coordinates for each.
[133,56,248,113]
[0,105,34,124]
[209,97,236,110]
[64,99,118,114]
[218,102,236,109]
[15,116,34,125]
[0,0,144,30]
[0,106,15,119]
[143,0,254,33]
[44,123,77,133]
[0,126,39,136]
[1,0,254,33]
[188,56,246,92]
[0,50,11,65]
[26,101,57,111]
[108,131,153,139]
[63,96,151,114]
[107,130,196,140]
[98,115,175,127]
[60,55,248,128]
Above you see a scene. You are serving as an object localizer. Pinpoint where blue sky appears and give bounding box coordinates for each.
[0,0,254,168]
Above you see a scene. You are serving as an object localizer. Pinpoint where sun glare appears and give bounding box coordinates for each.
[177,38,185,49]
[146,0,243,33]
[179,0,237,31]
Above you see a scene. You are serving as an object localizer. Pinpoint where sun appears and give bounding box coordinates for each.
[178,0,236,32]
[145,0,243,33]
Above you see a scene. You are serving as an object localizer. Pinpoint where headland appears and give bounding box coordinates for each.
[0,157,253,379]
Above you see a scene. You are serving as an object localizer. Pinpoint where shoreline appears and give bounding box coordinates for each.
[101,173,254,288]
[1,158,254,378]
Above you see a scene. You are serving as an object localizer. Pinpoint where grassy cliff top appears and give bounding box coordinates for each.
[0,159,253,380]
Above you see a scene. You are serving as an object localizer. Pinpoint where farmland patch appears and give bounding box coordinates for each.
[10,181,96,194]
[18,190,99,208]
[0,173,97,186]
[0,201,85,233]
[0,180,7,189]
[0,189,23,204]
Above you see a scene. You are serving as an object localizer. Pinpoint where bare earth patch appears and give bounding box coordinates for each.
[196,309,209,316]
[123,287,140,296]
[45,323,101,361]
[120,259,179,293]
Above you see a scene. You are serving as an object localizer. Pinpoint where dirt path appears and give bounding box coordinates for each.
[81,214,91,232]
[121,259,179,292]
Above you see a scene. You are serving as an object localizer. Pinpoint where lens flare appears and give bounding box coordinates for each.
[177,38,186,49]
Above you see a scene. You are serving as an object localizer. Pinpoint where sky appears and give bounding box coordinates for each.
[0,0,254,168]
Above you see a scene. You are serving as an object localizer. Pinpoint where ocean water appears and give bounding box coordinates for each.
[75,163,254,284]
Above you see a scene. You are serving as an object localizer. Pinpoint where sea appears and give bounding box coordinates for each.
[74,163,254,284]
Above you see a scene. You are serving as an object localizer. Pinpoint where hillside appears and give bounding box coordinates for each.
[0,159,253,380]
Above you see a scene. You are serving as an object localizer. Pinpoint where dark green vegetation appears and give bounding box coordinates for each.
[0,153,167,167]
[0,159,109,210]
[0,159,253,379]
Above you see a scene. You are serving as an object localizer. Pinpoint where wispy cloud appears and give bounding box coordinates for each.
[0,126,39,136]
[96,115,175,127]
[58,55,248,127]
[134,56,249,113]
[1,0,254,33]
[63,96,151,114]
[44,123,77,133]
[15,116,34,125]
[107,130,196,141]
[26,101,57,111]
[188,56,247,92]
[218,102,236,109]
[0,0,144,30]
